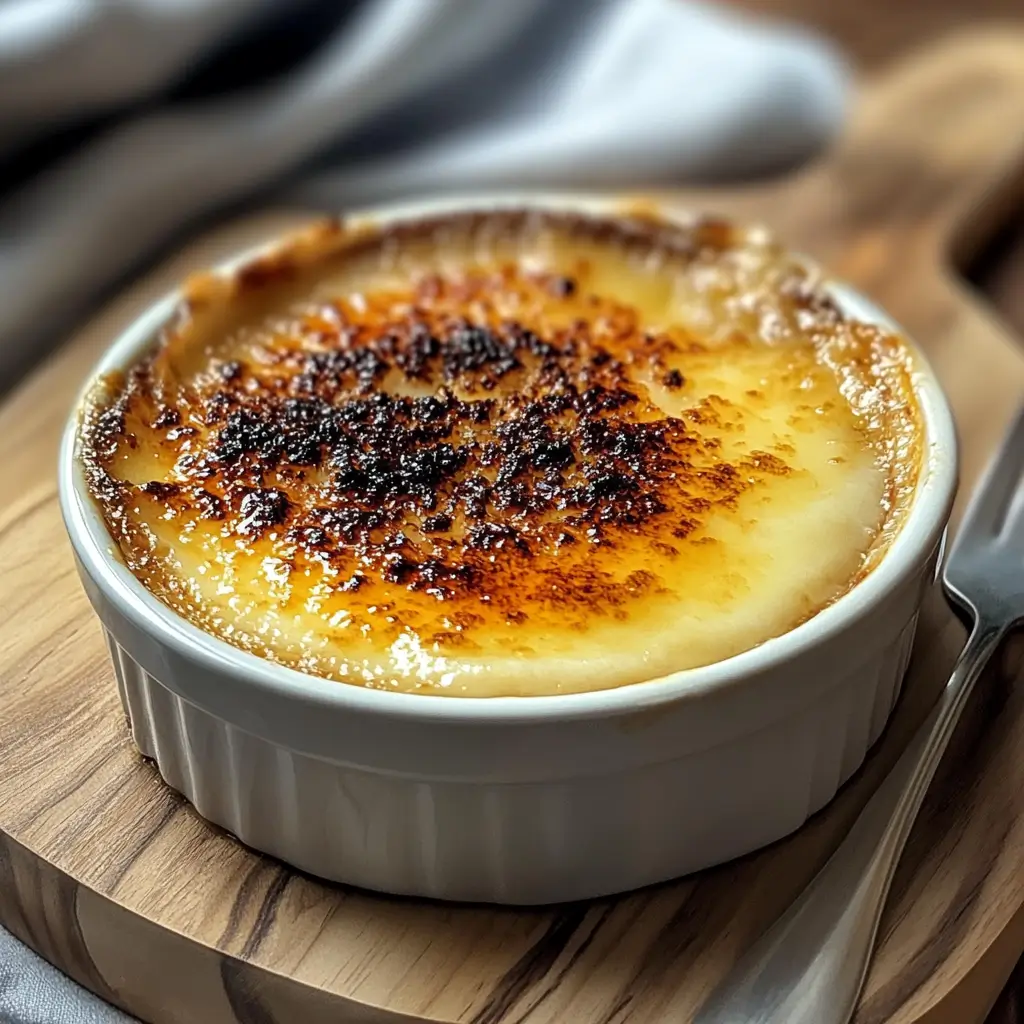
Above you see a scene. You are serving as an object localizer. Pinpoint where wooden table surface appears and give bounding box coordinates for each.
[729,4,1024,1022]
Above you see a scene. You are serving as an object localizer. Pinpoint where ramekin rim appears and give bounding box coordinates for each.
[58,192,958,724]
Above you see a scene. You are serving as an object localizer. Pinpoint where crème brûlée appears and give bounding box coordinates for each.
[80,208,923,697]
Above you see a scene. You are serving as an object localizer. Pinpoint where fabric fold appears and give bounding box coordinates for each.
[0,0,847,390]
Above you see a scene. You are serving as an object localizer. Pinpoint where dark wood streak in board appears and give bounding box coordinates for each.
[589,868,759,1024]
[499,905,618,1024]
[221,962,281,1024]
[241,870,291,961]
[470,907,591,1024]
[592,889,713,1024]
[219,869,292,1024]
[100,796,184,893]
[484,904,620,1024]
[218,861,291,954]
[0,832,121,1009]
[2,29,1024,1024]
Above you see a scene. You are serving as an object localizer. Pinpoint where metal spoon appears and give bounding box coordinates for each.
[696,406,1024,1024]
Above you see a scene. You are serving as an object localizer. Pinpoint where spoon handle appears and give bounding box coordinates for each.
[696,618,1005,1024]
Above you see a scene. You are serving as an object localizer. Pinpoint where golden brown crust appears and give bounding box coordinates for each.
[80,207,923,686]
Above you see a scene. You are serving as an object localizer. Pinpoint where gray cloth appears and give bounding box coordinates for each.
[0,0,847,1020]
[0,926,130,1024]
[0,0,848,388]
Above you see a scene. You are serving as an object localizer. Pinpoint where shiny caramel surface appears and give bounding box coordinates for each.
[81,210,922,696]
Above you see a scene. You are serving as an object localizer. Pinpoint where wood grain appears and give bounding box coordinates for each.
[2,28,1024,1024]
[737,0,1024,69]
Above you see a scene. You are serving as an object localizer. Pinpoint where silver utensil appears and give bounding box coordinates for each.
[696,406,1024,1024]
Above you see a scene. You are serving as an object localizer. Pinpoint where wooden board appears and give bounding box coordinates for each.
[742,0,1024,69]
[3,28,1024,1024]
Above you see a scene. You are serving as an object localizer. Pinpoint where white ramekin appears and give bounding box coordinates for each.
[59,195,958,905]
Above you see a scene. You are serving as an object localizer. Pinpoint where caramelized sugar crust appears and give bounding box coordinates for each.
[81,209,923,695]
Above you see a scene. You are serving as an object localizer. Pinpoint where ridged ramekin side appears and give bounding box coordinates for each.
[107,608,918,905]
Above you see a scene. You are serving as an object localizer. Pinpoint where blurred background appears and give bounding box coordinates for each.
[736,0,1021,66]
[1,0,1022,386]
[735,0,1024,340]
[1,0,1023,397]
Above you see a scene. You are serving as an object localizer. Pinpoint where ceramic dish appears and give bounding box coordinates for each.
[59,195,958,904]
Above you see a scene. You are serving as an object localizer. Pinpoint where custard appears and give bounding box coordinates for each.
[81,209,922,696]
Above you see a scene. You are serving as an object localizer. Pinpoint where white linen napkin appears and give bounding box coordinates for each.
[0,0,847,390]
[0,0,847,1020]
